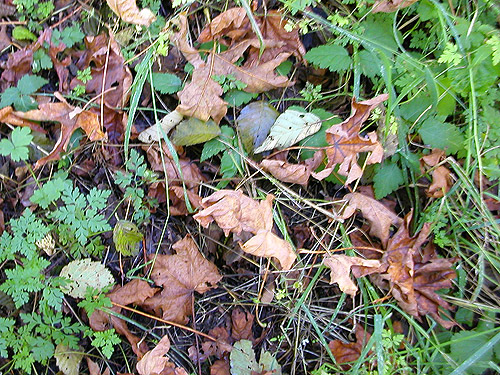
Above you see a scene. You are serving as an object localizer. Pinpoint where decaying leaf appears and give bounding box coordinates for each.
[313,95,387,184]
[13,96,106,169]
[377,213,458,328]
[106,0,156,26]
[172,15,292,123]
[59,259,114,299]
[194,190,273,236]
[141,235,222,324]
[328,324,373,370]
[136,335,188,375]
[231,308,254,342]
[236,101,279,152]
[421,149,453,198]
[194,190,297,270]
[54,344,83,375]
[372,0,419,13]
[86,357,110,375]
[138,110,184,143]
[254,109,322,153]
[342,192,403,247]
[323,254,381,296]
[0,106,45,133]
[240,229,297,270]
[260,151,323,186]
[89,279,159,357]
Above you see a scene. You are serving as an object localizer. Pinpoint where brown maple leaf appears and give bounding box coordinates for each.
[13,95,106,169]
[313,95,387,184]
[140,235,222,324]
[342,191,403,247]
[89,279,159,358]
[372,0,419,13]
[260,151,324,187]
[328,323,373,370]
[323,254,382,296]
[172,15,292,123]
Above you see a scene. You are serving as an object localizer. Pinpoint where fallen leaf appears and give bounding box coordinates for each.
[323,254,382,296]
[171,117,221,146]
[260,151,323,186]
[313,95,387,184]
[55,344,83,375]
[372,0,419,13]
[200,326,233,360]
[342,192,403,247]
[136,335,177,375]
[89,279,159,358]
[198,8,249,43]
[86,357,110,375]
[71,34,132,109]
[106,0,156,26]
[211,359,231,375]
[0,25,11,51]
[141,235,222,324]
[13,96,106,169]
[240,229,296,271]
[172,15,292,123]
[139,110,184,143]
[0,106,45,133]
[231,308,254,342]
[194,190,274,236]
[421,149,452,198]
[236,101,279,153]
[0,48,32,91]
[328,324,373,370]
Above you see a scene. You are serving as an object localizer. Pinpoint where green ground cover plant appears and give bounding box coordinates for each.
[0,0,499,374]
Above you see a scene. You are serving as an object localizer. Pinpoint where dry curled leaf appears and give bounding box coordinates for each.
[194,190,274,236]
[141,235,222,324]
[231,308,255,342]
[14,96,106,169]
[342,192,403,247]
[106,0,156,26]
[260,151,323,186]
[240,229,296,270]
[313,95,387,184]
[89,279,159,358]
[172,15,292,123]
[136,335,188,375]
[421,149,452,198]
[323,254,382,296]
[86,357,110,375]
[372,0,419,13]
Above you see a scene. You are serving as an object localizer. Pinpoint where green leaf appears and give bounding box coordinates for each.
[14,94,38,112]
[362,15,400,54]
[59,259,115,298]
[171,117,221,146]
[305,44,352,73]
[0,127,33,162]
[54,344,83,375]
[449,331,494,375]
[218,149,240,188]
[276,60,293,76]
[12,26,36,41]
[230,340,259,375]
[32,49,53,73]
[236,101,279,153]
[17,75,48,95]
[200,125,234,162]
[53,25,84,48]
[254,109,322,153]
[151,72,182,94]
[0,87,20,108]
[373,161,404,199]
[357,50,381,78]
[419,118,465,155]
[113,220,143,256]
[259,351,282,374]
[91,329,121,359]
[224,90,257,107]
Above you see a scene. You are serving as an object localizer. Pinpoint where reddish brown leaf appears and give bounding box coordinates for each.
[86,357,110,375]
[0,48,33,90]
[172,15,292,123]
[328,324,373,370]
[260,151,324,186]
[421,149,452,198]
[211,359,231,375]
[323,254,382,296]
[372,0,419,13]
[198,8,249,43]
[136,335,187,375]
[0,106,45,133]
[89,279,158,358]
[342,192,403,247]
[313,95,387,184]
[231,308,254,342]
[13,96,106,169]
[140,235,222,324]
